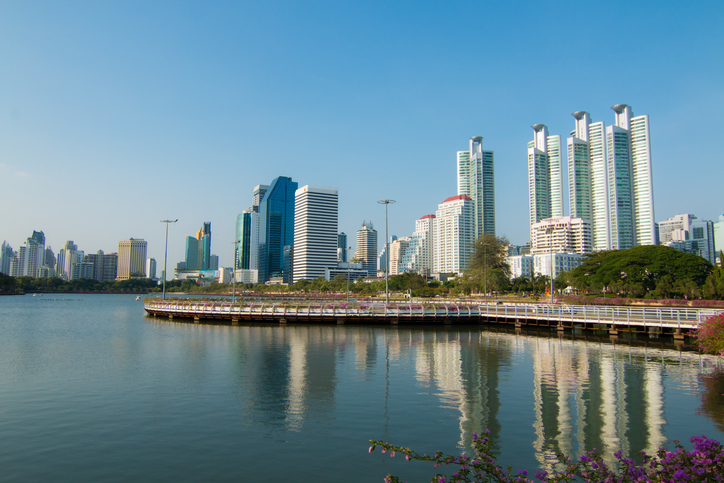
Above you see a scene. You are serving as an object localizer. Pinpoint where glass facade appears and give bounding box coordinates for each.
[258,176,297,283]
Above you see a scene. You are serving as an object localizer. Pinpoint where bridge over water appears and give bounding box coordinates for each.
[143,298,724,340]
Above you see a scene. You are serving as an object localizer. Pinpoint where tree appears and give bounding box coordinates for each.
[465,234,511,294]
[568,245,713,297]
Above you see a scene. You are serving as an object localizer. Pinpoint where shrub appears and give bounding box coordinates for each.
[696,313,724,356]
[370,431,724,482]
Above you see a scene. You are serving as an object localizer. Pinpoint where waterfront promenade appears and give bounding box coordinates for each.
[144,298,723,338]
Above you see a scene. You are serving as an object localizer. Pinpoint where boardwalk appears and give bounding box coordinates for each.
[143,298,724,339]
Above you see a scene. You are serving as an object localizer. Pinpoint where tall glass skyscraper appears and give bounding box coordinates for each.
[258,176,297,283]
[185,222,212,270]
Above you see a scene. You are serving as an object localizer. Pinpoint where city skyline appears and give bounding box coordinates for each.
[2,2,723,267]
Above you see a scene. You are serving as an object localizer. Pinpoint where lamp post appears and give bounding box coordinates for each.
[160,219,178,299]
[377,199,396,305]
[346,246,352,302]
[484,238,487,305]
[231,240,238,304]
[546,226,554,305]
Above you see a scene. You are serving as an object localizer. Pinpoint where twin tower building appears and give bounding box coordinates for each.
[528,104,655,253]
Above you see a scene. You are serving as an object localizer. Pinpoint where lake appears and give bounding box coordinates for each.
[1,294,722,482]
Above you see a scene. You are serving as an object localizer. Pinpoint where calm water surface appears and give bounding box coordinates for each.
[1,294,723,482]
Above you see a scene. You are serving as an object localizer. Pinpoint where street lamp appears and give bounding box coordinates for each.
[484,238,487,305]
[160,219,178,299]
[231,240,238,304]
[377,199,396,305]
[346,246,352,302]
[546,226,554,305]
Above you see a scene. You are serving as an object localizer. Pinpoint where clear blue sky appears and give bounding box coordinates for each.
[2,0,723,268]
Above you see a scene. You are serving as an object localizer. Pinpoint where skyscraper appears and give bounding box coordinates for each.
[337,232,347,263]
[356,221,378,277]
[0,241,13,275]
[433,195,475,274]
[458,136,495,237]
[399,214,435,275]
[528,125,563,240]
[117,238,147,279]
[258,176,298,283]
[57,241,79,281]
[292,185,339,283]
[538,104,656,251]
[184,222,212,270]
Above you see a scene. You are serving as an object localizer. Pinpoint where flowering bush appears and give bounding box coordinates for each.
[696,314,724,356]
[369,431,724,482]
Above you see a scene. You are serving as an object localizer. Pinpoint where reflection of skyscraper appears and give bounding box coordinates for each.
[258,176,297,283]
[530,337,668,470]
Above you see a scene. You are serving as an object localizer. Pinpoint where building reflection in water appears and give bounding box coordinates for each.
[228,324,720,467]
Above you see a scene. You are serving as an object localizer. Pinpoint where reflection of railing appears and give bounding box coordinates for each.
[143,299,723,333]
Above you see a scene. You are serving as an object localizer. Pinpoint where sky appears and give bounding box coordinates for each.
[2,0,723,269]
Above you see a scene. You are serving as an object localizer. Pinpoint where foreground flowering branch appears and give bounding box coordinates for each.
[369,431,724,482]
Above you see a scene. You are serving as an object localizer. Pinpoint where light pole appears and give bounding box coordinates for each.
[160,219,178,299]
[346,246,352,302]
[484,238,487,304]
[546,226,554,305]
[231,240,238,304]
[377,199,396,305]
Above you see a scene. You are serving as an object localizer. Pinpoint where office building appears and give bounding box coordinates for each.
[659,214,716,264]
[528,125,563,240]
[146,258,157,279]
[715,215,724,255]
[534,253,584,280]
[389,236,411,276]
[433,195,475,274]
[378,235,397,274]
[258,176,298,283]
[117,238,147,280]
[356,221,378,277]
[531,216,592,255]
[337,232,348,263]
[82,250,118,281]
[70,261,94,280]
[16,231,46,277]
[399,214,435,276]
[0,241,13,275]
[57,241,79,281]
[184,222,212,270]
[458,136,495,237]
[292,185,339,283]
[507,254,534,280]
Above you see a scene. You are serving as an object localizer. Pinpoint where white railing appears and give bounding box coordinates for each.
[144,299,723,330]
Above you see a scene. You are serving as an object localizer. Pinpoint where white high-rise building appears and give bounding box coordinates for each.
[117,238,147,280]
[528,125,563,240]
[458,136,495,237]
[146,258,157,279]
[433,195,475,274]
[389,237,411,276]
[399,214,435,275]
[355,222,377,277]
[536,104,656,251]
[292,186,339,283]
[57,240,78,281]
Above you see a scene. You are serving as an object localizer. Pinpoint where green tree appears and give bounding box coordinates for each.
[465,234,511,294]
